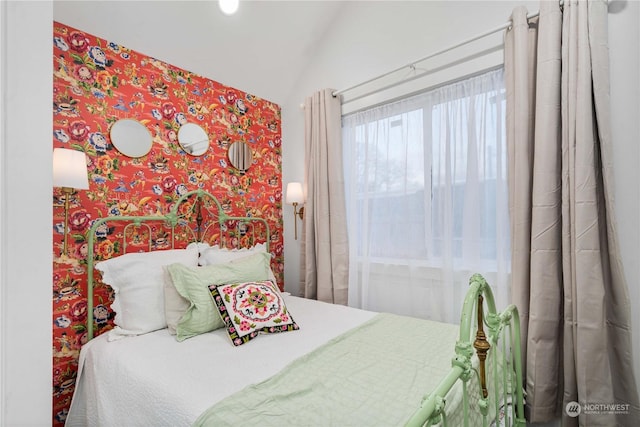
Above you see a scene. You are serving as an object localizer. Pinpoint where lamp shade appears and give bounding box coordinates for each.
[285,182,304,205]
[52,148,89,189]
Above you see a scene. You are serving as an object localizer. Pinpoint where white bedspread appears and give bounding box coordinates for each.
[65,295,377,427]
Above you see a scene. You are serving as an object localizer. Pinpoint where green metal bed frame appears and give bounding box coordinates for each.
[83,190,525,426]
[85,189,270,340]
[406,273,526,427]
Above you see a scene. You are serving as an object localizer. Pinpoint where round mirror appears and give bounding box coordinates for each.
[178,123,210,156]
[228,141,253,171]
[109,119,153,158]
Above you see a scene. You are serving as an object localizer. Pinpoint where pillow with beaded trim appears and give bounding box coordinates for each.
[209,280,299,346]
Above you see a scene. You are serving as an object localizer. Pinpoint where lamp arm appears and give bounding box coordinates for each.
[290,202,305,241]
[62,187,74,257]
[292,202,299,240]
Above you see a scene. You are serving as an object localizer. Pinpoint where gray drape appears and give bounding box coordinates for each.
[506,1,640,424]
[301,89,349,305]
[505,2,564,421]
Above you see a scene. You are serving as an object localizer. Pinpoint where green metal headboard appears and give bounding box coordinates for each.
[405,273,526,427]
[85,189,271,340]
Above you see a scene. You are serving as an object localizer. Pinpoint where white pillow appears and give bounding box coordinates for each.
[96,247,199,340]
[199,242,267,265]
[186,241,211,254]
[186,242,277,284]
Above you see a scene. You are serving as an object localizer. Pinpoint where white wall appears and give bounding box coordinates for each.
[1,1,53,425]
[609,0,640,391]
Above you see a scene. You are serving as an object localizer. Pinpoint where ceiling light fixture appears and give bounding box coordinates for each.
[219,0,239,15]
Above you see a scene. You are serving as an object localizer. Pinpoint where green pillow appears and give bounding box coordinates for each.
[166,252,273,341]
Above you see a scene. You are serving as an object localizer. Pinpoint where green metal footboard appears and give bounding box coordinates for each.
[405,274,526,427]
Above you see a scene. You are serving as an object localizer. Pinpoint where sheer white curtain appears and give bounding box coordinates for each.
[343,69,509,324]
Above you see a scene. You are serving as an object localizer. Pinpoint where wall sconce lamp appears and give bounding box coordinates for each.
[53,148,89,262]
[286,182,305,240]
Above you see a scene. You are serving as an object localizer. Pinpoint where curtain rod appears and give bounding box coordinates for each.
[332,6,548,99]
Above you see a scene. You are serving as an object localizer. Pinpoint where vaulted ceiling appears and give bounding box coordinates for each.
[53,0,347,105]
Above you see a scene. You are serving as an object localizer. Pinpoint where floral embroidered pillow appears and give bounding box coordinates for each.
[209,280,299,346]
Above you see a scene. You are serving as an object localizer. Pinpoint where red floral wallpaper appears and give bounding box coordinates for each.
[52,22,283,425]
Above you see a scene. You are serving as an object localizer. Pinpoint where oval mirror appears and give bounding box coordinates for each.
[178,123,210,156]
[228,141,253,171]
[109,119,153,158]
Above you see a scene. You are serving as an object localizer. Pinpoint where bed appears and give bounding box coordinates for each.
[65,189,526,427]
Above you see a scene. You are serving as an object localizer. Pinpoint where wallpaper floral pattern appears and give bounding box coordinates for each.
[52,22,283,425]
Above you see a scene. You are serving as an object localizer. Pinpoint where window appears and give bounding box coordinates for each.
[343,69,510,320]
